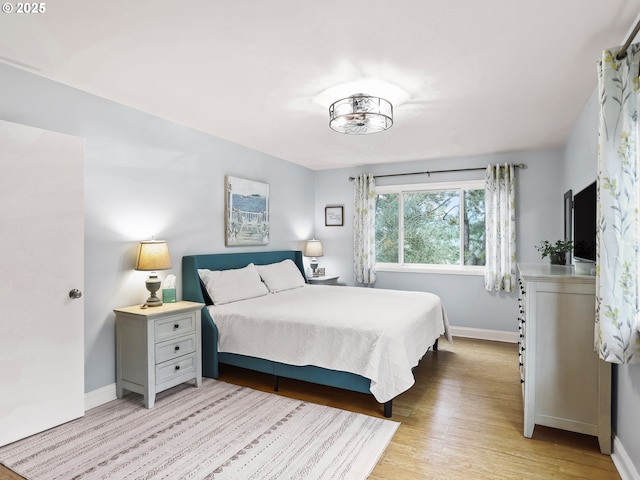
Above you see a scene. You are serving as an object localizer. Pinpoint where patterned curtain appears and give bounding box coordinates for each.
[595,44,640,364]
[484,164,516,292]
[353,173,376,285]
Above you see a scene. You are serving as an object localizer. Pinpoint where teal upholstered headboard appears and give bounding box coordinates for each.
[181,250,306,378]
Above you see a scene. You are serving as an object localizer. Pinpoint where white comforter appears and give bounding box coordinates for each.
[207,284,450,403]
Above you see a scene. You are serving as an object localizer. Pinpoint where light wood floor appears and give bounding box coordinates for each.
[0,337,619,480]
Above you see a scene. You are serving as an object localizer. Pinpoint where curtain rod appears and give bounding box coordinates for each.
[616,18,640,60]
[348,163,526,181]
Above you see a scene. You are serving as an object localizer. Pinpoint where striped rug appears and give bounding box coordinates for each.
[0,379,398,479]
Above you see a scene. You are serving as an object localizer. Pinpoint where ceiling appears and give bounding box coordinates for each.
[0,1,639,170]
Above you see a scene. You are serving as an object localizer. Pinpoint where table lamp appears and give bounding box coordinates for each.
[135,240,172,307]
[304,239,323,277]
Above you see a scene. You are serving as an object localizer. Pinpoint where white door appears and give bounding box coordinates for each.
[0,119,84,447]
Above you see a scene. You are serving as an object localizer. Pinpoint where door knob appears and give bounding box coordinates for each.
[68,289,82,299]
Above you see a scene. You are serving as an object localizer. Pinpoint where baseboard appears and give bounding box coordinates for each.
[84,383,117,411]
[612,435,640,480]
[449,326,518,343]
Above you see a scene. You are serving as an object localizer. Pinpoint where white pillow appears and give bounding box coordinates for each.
[256,259,306,293]
[198,263,269,305]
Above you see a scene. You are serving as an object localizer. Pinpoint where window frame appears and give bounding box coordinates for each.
[375,179,486,276]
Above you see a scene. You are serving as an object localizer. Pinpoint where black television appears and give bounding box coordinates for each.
[573,181,596,262]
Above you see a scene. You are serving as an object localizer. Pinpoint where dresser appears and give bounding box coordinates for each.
[517,264,611,454]
[115,301,204,408]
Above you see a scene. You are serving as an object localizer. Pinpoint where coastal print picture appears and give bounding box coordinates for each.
[225,175,270,246]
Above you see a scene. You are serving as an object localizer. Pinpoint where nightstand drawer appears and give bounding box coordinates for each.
[155,353,197,385]
[154,313,196,342]
[155,334,196,364]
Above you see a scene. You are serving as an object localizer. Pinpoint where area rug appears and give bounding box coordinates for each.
[0,379,398,480]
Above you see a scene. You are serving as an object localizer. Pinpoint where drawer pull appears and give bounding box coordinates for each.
[175,365,181,371]
[174,346,180,351]
[174,324,180,329]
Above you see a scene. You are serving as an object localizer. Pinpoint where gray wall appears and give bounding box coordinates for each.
[313,149,563,332]
[0,63,315,392]
[565,89,640,474]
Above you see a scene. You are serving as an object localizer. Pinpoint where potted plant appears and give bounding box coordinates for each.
[536,239,574,265]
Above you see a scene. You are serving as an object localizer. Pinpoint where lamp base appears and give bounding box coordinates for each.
[145,275,163,307]
[145,295,163,307]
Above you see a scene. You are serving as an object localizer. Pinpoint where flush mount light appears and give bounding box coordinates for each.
[329,93,393,135]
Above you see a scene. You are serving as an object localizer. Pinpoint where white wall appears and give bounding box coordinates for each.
[0,63,315,392]
[564,86,640,476]
[313,149,564,332]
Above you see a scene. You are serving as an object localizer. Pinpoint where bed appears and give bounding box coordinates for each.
[182,250,450,417]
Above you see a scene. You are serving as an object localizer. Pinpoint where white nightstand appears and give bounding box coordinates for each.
[114,301,204,408]
[308,275,339,285]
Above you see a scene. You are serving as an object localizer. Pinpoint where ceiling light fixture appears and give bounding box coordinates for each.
[329,93,393,135]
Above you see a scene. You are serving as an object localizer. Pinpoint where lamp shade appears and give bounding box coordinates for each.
[304,239,323,258]
[135,240,172,271]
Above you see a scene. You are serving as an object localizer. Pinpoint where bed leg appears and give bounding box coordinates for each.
[433,338,439,351]
[274,375,279,392]
[383,400,392,418]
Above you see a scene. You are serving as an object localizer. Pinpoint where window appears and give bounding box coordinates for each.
[375,180,485,274]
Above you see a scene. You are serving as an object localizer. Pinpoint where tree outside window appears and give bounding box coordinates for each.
[375,181,485,270]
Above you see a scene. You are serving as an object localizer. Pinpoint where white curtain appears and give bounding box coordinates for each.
[353,173,376,285]
[484,164,516,292]
[595,44,640,364]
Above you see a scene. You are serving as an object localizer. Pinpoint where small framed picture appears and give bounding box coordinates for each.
[325,205,344,226]
[317,267,326,277]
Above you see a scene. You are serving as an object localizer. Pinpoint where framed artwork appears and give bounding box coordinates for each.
[325,205,344,226]
[225,175,270,246]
